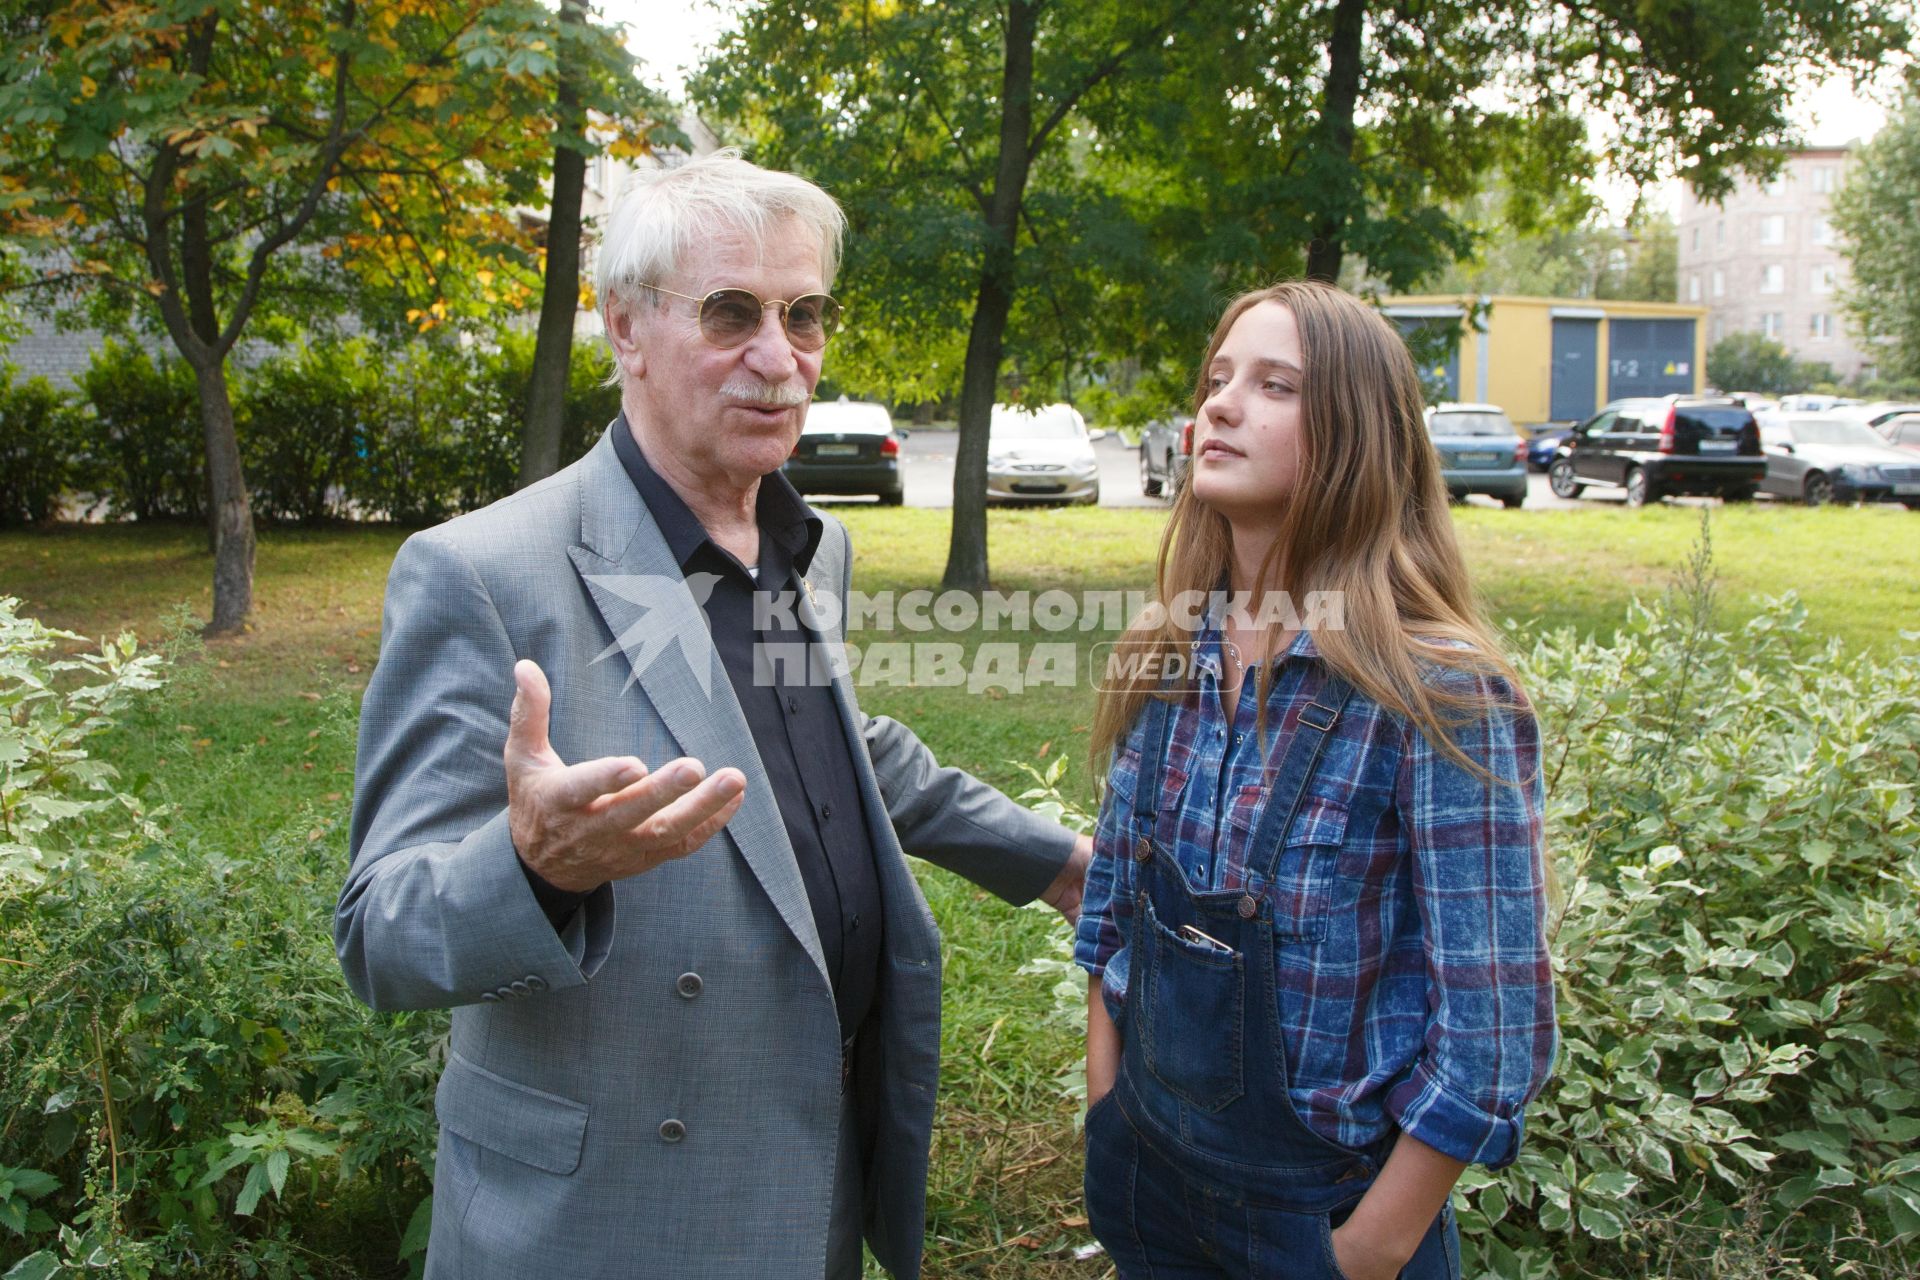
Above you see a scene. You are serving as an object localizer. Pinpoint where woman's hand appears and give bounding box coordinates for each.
[1086,978,1120,1114]
[1329,1222,1408,1280]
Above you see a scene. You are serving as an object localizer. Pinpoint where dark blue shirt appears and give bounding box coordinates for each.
[525,419,884,1039]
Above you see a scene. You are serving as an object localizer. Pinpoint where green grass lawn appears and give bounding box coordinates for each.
[3,501,1917,1277]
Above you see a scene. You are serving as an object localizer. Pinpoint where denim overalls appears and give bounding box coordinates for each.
[1085,683,1461,1279]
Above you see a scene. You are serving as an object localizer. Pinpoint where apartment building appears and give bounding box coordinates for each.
[1676,145,1874,381]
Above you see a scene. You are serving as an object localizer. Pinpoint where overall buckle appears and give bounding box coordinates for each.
[1298,702,1339,732]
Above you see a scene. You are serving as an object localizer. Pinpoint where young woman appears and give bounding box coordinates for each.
[1075,281,1556,1280]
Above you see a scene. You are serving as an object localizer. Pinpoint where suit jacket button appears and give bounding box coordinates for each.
[509,981,531,998]
[524,975,547,992]
[479,992,499,1003]
[659,1119,687,1143]
[676,972,703,999]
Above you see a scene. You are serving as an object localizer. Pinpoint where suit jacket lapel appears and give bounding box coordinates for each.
[566,431,830,988]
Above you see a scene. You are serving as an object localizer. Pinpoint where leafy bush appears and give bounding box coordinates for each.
[0,368,81,527]
[0,599,443,1278]
[75,343,204,523]
[236,343,378,525]
[477,330,623,475]
[1706,332,1834,397]
[1465,539,1920,1279]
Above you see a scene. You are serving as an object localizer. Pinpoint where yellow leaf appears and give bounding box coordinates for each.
[476,268,494,286]
[79,75,97,98]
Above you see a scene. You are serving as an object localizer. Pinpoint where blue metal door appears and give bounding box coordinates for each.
[1550,318,1600,422]
[1607,319,1697,401]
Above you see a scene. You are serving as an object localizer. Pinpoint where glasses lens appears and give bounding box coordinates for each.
[699,290,764,347]
[784,295,840,351]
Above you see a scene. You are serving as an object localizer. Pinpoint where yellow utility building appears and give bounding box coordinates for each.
[1381,295,1710,425]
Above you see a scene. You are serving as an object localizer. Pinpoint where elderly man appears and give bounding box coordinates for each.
[336,151,1090,1279]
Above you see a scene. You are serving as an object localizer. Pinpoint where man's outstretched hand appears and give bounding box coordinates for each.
[505,659,747,893]
[1041,834,1093,927]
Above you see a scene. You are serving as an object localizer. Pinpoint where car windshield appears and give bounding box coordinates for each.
[1429,412,1512,437]
[803,403,892,435]
[1790,420,1890,448]
[991,405,1082,439]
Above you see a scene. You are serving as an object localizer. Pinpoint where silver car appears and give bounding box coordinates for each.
[986,403,1100,504]
[1756,413,1920,508]
[1426,402,1528,507]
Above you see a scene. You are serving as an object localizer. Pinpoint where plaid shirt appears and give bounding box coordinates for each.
[1075,623,1556,1168]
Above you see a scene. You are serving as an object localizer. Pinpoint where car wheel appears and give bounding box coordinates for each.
[1084,483,1101,506]
[1548,459,1584,499]
[1802,472,1833,507]
[1723,487,1756,503]
[878,489,905,507]
[1624,467,1657,508]
[1139,448,1161,497]
[1905,500,1920,511]
[1501,494,1526,509]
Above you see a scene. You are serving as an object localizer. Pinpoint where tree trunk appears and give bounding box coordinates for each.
[942,0,1039,593]
[1304,0,1366,283]
[191,357,255,633]
[519,0,590,487]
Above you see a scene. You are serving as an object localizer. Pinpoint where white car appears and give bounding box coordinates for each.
[986,403,1100,504]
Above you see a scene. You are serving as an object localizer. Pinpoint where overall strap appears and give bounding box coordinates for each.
[1127,695,1174,864]
[1236,674,1355,919]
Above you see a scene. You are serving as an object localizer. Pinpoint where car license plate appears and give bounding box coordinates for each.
[1895,483,1920,495]
[1698,439,1737,453]
[1456,451,1499,464]
[815,443,860,457]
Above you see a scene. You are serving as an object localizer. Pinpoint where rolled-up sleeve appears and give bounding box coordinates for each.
[1385,674,1556,1168]
[1073,727,1146,995]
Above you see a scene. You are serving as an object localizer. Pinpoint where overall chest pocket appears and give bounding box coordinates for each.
[1136,891,1246,1113]
[1232,791,1350,944]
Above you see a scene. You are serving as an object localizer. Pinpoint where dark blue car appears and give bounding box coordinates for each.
[1527,429,1571,472]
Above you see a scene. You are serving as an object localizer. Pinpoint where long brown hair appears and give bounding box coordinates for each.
[1089,280,1525,781]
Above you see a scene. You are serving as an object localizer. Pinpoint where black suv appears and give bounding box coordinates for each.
[1548,397,1763,507]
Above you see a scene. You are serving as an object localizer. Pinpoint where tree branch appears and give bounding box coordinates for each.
[1028,0,1198,158]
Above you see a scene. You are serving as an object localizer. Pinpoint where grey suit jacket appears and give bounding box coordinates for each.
[336,426,1076,1279]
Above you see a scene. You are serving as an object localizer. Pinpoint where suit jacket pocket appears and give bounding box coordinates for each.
[436,1050,589,1175]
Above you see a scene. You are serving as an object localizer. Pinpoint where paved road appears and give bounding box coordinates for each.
[814,429,1617,512]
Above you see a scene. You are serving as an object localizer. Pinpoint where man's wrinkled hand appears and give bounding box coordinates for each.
[505,659,747,892]
[1041,833,1092,926]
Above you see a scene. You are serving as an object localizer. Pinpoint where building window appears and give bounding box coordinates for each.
[1712,318,1726,342]
[1764,174,1788,197]
[1762,313,1783,339]
[1691,226,1701,252]
[1813,217,1835,246]
[1811,313,1833,339]
[1712,269,1725,297]
[1760,265,1785,294]
[1812,167,1835,194]
[1716,220,1726,245]
[1688,275,1701,302]
[1812,265,1836,294]
[1759,215,1785,245]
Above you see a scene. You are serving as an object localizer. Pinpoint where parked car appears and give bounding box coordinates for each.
[1881,413,1920,456]
[1755,414,1920,508]
[987,402,1100,504]
[784,398,903,505]
[1425,402,1528,506]
[1778,393,1863,413]
[1547,397,1763,507]
[1139,415,1193,496]
[1526,427,1572,472]
[1826,401,1920,433]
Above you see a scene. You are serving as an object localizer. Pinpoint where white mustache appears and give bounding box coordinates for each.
[719,377,808,407]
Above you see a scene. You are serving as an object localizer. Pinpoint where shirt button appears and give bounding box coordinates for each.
[820,803,833,821]
[658,1118,687,1143]
[676,972,703,999]
[787,696,799,714]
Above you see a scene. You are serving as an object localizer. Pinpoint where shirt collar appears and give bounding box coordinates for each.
[1186,590,1322,680]
[611,413,824,578]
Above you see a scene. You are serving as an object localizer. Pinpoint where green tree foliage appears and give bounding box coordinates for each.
[1833,93,1920,383]
[0,368,82,527]
[1706,332,1837,395]
[0,0,571,632]
[700,0,1907,591]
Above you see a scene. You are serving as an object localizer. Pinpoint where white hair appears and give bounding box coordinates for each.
[596,148,845,329]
